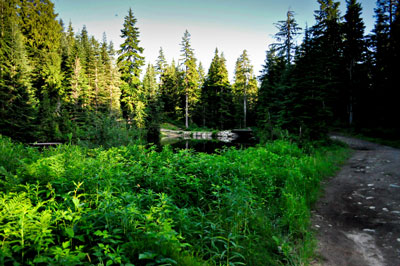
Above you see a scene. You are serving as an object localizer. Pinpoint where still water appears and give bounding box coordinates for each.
[160,137,256,154]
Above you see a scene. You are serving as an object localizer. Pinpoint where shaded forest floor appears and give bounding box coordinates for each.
[312,135,400,266]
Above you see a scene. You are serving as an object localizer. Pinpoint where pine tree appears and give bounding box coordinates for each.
[156,47,167,77]
[257,48,286,133]
[198,62,206,86]
[233,50,258,128]
[369,0,399,134]
[143,63,162,143]
[200,49,233,129]
[105,41,122,116]
[312,0,344,125]
[117,8,145,126]
[180,30,200,128]
[0,0,37,141]
[143,63,158,99]
[160,60,183,121]
[342,0,366,126]
[270,10,302,64]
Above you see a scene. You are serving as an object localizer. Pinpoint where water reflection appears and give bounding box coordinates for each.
[160,137,256,154]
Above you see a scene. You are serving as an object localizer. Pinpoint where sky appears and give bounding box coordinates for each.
[53,0,376,81]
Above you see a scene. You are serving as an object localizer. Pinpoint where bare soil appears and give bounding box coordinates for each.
[311,135,400,266]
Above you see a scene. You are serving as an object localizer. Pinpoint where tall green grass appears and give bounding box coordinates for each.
[0,135,348,265]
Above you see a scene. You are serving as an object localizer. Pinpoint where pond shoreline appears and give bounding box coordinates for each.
[160,128,239,141]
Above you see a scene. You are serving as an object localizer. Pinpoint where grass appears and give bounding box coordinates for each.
[0,134,349,265]
[160,122,182,131]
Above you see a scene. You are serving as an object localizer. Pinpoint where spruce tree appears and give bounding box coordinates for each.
[16,0,63,140]
[180,30,200,128]
[342,0,366,126]
[117,8,145,126]
[270,10,302,64]
[200,49,233,129]
[159,60,182,121]
[233,50,258,128]
[0,1,37,141]
[369,0,399,135]
[143,63,161,143]
[312,0,344,125]
[156,47,167,77]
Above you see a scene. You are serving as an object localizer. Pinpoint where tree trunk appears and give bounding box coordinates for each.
[243,94,247,128]
[185,92,188,129]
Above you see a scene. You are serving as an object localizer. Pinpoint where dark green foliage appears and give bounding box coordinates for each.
[233,50,258,128]
[180,30,200,129]
[366,0,400,136]
[160,60,184,122]
[270,10,302,64]
[117,8,144,83]
[197,49,234,130]
[0,135,348,265]
[342,0,366,126]
[0,1,37,141]
[117,8,145,124]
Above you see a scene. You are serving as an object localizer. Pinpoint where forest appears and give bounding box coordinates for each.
[0,0,399,265]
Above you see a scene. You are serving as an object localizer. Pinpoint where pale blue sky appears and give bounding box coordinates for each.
[54,0,376,80]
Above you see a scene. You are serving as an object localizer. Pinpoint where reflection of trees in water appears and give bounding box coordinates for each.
[161,138,256,154]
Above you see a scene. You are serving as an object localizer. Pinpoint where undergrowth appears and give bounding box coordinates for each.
[0,134,348,265]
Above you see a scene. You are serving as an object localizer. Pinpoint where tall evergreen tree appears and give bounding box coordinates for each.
[200,49,233,129]
[143,63,162,143]
[156,47,167,77]
[0,0,37,141]
[180,30,200,128]
[15,0,63,140]
[270,10,302,64]
[342,0,366,126]
[159,60,182,121]
[233,50,258,128]
[257,48,287,134]
[369,0,400,135]
[117,8,145,126]
[312,0,344,124]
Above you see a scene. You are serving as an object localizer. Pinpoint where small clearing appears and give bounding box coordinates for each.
[312,135,400,266]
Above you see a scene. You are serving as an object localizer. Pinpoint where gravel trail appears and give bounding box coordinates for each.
[312,135,400,266]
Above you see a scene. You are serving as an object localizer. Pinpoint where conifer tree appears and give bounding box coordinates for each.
[117,8,145,126]
[143,63,161,143]
[15,0,63,140]
[257,48,286,132]
[200,49,233,129]
[143,63,158,99]
[342,0,366,125]
[180,30,200,128]
[311,0,344,124]
[198,62,206,86]
[270,10,302,64]
[160,60,182,121]
[0,1,37,141]
[156,47,167,77]
[369,0,399,133]
[233,50,258,128]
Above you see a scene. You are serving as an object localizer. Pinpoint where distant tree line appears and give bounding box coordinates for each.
[257,0,400,141]
[0,0,258,145]
[1,0,399,144]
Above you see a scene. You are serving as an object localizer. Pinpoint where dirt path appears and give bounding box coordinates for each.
[311,135,400,266]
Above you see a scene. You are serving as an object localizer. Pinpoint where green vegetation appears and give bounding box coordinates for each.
[0,135,348,265]
[1,0,397,264]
